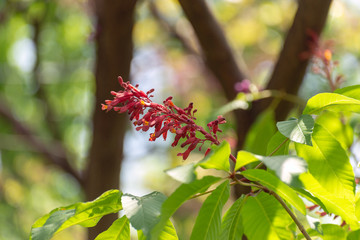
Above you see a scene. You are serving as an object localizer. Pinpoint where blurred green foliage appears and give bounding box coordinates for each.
[0,0,359,239]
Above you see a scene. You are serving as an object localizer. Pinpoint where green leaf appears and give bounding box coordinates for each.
[261,155,307,186]
[294,187,328,213]
[165,163,196,183]
[295,123,355,200]
[235,150,260,172]
[94,215,130,240]
[316,111,353,150]
[190,181,230,240]
[242,169,306,214]
[266,131,290,156]
[241,192,294,240]
[244,110,276,155]
[30,190,122,240]
[198,141,230,172]
[138,220,178,240]
[356,193,360,220]
[122,191,166,237]
[276,115,314,146]
[334,84,360,100]
[220,195,247,240]
[150,176,221,240]
[348,229,360,240]
[298,173,358,228]
[303,93,360,115]
[321,224,347,240]
[30,209,75,240]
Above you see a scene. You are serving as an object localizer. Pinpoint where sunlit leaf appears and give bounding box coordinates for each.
[241,192,294,240]
[348,229,360,240]
[235,151,260,171]
[190,181,230,240]
[30,209,75,240]
[266,131,290,156]
[94,215,130,240]
[220,195,247,240]
[316,111,353,150]
[244,110,276,155]
[334,85,360,100]
[165,163,196,183]
[261,155,307,186]
[321,224,347,240]
[198,141,230,172]
[356,193,360,221]
[298,173,358,228]
[303,93,360,115]
[122,192,166,237]
[295,123,355,200]
[138,220,178,240]
[276,115,314,146]
[30,190,122,240]
[150,176,221,240]
[242,169,306,214]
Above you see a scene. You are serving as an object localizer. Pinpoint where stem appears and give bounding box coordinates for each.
[190,189,215,199]
[233,177,263,189]
[229,153,237,164]
[232,178,311,239]
[270,191,312,240]
[190,181,237,199]
[256,90,306,106]
[255,138,289,169]
[269,137,289,157]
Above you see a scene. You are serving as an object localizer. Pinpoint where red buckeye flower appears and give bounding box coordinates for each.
[102,77,226,160]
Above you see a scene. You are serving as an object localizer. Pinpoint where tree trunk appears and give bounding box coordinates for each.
[85,1,137,239]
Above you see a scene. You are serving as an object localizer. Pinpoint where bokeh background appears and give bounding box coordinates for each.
[0,0,359,239]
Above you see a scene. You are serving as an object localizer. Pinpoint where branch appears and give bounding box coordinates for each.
[251,0,333,121]
[149,0,199,56]
[234,0,332,197]
[178,0,247,101]
[271,191,312,240]
[0,99,83,185]
[234,178,311,239]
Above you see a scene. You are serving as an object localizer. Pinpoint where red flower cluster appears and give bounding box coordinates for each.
[102,77,226,160]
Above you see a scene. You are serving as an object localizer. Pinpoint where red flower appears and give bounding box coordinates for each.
[102,76,226,160]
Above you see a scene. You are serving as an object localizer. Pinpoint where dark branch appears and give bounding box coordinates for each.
[149,0,199,56]
[252,0,333,121]
[234,0,333,198]
[178,0,247,101]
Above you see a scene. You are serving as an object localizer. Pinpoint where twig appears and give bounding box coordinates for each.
[254,138,289,170]
[233,178,311,239]
[270,191,312,240]
[149,0,199,56]
[178,0,247,101]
